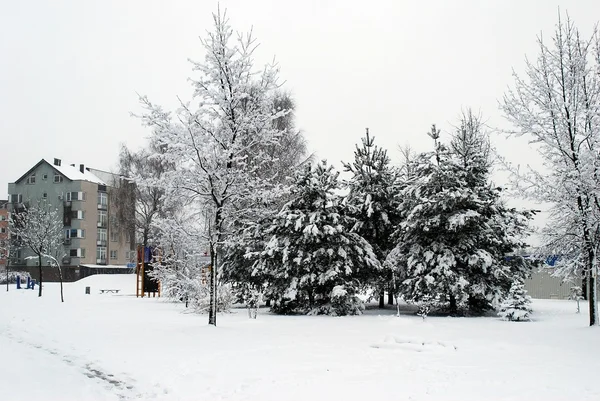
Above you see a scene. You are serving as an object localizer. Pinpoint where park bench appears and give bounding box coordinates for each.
[99,289,120,294]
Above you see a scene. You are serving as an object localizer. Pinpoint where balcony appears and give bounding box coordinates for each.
[63,238,71,245]
[97,203,108,211]
[96,258,107,265]
[96,239,107,247]
[97,221,107,228]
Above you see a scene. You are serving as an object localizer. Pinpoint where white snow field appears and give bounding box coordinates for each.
[1,274,599,401]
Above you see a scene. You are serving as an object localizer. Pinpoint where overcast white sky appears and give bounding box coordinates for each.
[2,0,600,200]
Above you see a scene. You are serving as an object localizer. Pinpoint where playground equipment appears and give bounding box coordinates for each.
[16,276,36,290]
[136,245,161,298]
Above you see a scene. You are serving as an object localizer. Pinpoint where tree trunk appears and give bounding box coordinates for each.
[57,262,64,303]
[378,291,384,308]
[587,246,598,326]
[449,294,457,316]
[5,260,9,292]
[38,254,43,297]
[266,299,271,307]
[387,286,394,305]
[208,243,217,326]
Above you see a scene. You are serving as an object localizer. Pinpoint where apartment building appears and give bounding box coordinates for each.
[6,158,135,281]
[0,200,8,267]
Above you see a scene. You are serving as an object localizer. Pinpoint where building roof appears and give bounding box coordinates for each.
[12,159,106,185]
[79,264,133,269]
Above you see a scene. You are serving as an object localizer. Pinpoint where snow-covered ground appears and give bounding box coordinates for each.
[1,274,599,401]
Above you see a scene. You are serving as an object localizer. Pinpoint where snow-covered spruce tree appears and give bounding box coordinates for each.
[498,278,533,322]
[252,161,380,315]
[136,9,289,326]
[500,13,600,326]
[9,200,64,299]
[221,91,313,310]
[343,128,400,307]
[386,123,533,315]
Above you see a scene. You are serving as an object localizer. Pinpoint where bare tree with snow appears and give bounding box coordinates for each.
[501,13,600,325]
[135,8,290,326]
[9,200,64,298]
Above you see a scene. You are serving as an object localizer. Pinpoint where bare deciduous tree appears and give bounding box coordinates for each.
[10,200,64,299]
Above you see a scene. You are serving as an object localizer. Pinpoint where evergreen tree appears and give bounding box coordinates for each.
[253,161,380,315]
[387,122,533,315]
[498,278,533,321]
[343,129,400,307]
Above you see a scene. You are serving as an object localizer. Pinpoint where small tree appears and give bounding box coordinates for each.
[569,286,584,313]
[343,129,400,308]
[9,200,64,298]
[498,278,533,322]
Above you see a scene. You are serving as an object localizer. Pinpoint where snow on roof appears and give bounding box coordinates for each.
[79,264,134,269]
[47,159,106,185]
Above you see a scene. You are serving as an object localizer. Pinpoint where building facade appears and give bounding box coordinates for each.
[0,200,8,267]
[6,158,135,281]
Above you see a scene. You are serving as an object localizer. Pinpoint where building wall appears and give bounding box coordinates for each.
[524,270,578,300]
[0,201,8,266]
[6,160,135,279]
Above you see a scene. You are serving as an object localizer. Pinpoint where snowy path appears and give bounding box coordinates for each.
[2,275,600,400]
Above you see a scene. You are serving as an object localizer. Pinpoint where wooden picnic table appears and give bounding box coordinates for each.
[99,289,120,294]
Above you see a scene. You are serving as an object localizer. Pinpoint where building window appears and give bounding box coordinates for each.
[70,210,84,219]
[26,174,36,184]
[0,228,6,234]
[126,250,138,261]
[66,192,85,201]
[110,250,118,260]
[69,248,85,257]
[97,228,107,242]
[42,174,48,181]
[54,175,63,183]
[42,192,47,199]
[98,192,108,207]
[98,210,107,227]
[110,229,118,242]
[9,194,22,203]
[97,247,107,262]
[67,229,85,238]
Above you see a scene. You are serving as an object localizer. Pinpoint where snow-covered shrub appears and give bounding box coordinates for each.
[569,286,584,314]
[242,287,262,319]
[498,278,533,322]
[0,270,31,285]
[306,285,365,316]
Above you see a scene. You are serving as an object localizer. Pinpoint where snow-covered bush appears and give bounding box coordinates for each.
[498,278,533,322]
[569,286,584,314]
[306,285,365,316]
[0,269,31,285]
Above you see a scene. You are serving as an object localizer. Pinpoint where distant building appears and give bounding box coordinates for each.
[6,158,135,281]
[0,200,8,267]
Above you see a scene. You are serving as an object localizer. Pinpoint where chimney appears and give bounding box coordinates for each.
[53,158,61,167]
[79,164,85,174]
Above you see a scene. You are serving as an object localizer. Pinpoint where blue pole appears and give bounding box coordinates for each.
[27,276,31,289]
[16,275,21,290]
